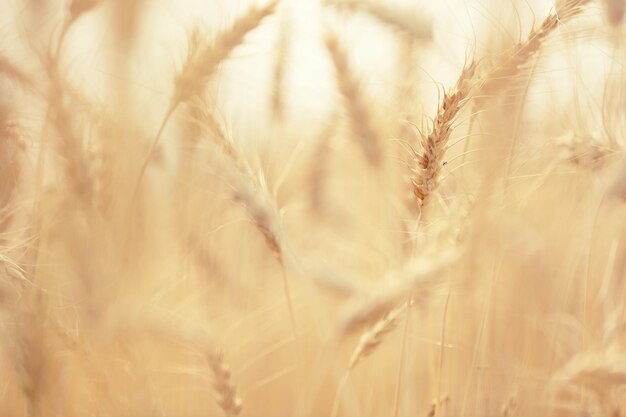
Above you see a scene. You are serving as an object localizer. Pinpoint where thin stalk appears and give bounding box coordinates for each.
[393,301,412,417]
[436,285,453,417]
[130,101,179,202]
[330,370,351,417]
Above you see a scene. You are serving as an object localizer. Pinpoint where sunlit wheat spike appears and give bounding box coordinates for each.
[238,190,283,260]
[207,349,243,417]
[348,303,405,369]
[325,31,382,166]
[411,61,476,204]
[185,101,283,259]
[174,0,279,105]
[187,98,249,174]
[2,0,625,415]
[482,0,591,95]
[340,249,459,334]
[203,138,283,260]
[134,1,278,197]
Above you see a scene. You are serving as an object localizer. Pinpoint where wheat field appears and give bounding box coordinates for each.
[0,0,625,416]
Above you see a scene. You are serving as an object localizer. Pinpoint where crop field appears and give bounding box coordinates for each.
[0,0,625,416]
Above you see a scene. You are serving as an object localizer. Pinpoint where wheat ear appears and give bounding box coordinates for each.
[111,311,244,417]
[481,0,591,96]
[174,1,279,104]
[330,304,406,417]
[325,31,382,166]
[340,249,459,334]
[203,132,302,360]
[411,62,476,204]
[133,0,278,198]
[208,349,243,417]
[348,303,406,369]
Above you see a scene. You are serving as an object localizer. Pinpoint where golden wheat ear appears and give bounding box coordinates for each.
[133,1,279,198]
[411,61,476,205]
[207,349,243,417]
[173,0,280,105]
[348,303,406,370]
[481,0,592,97]
[325,31,382,166]
[340,249,459,334]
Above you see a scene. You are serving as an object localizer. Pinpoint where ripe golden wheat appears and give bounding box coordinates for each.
[0,0,625,416]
